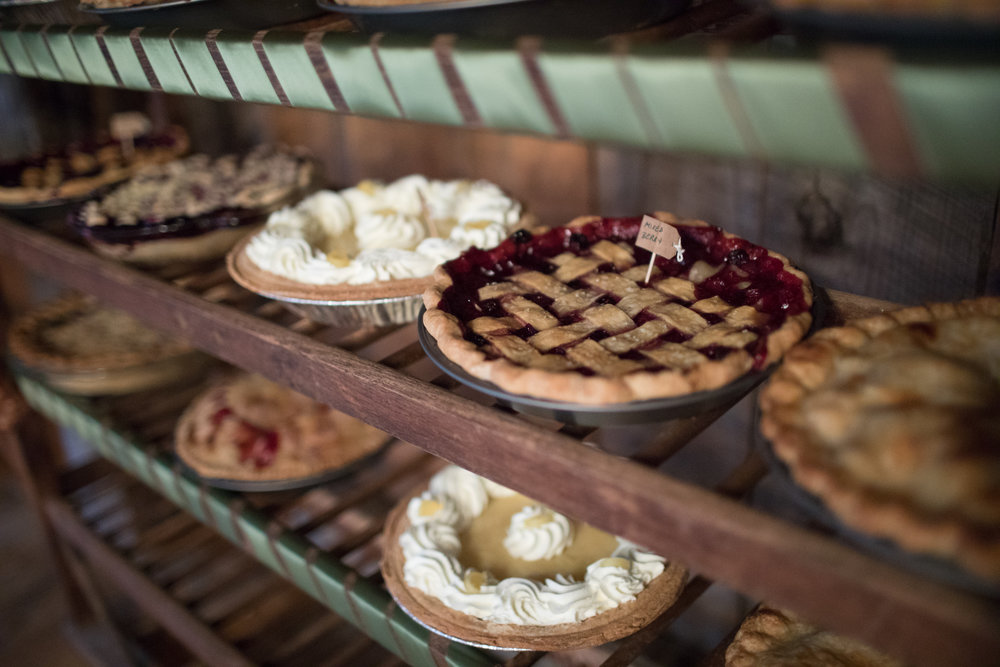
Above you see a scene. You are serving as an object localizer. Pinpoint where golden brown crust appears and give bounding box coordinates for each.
[380,485,688,651]
[422,212,812,405]
[227,232,435,301]
[0,126,189,206]
[8,294,193,371]
[726,605,903,667]
[174,373,389,482]
[759,296,1000,581]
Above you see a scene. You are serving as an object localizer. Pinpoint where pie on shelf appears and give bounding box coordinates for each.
[175,373,389,482]
[726,605,903,666]
[7,294,207,395]
[381,465,687,651]
[227,175,528,325]
[69,145,316,267]
[421,212,813,405]
[0,123,188,206]
[759,296,1000,582]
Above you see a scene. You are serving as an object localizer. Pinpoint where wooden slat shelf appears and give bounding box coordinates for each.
[2,216,998,666]
[0,12,997,182]
[17,375,724,666]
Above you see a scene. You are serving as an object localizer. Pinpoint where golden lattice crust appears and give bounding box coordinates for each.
[423,213,813,405]
[759,296,1000,581]
[726,605,903,667]
[175,374,388,481]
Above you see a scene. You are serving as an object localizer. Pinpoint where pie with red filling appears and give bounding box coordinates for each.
[175,374,389,481]
[422,212,813,405]
[759,297,1000,581]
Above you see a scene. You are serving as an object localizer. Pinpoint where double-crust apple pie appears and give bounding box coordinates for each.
[759,296,1000,581]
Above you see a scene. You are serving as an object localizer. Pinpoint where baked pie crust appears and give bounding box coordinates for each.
[69,146,316,267]
[726,605,903,667]
[422,212,813,404]
[0,125,189,206]
[759,297,1000,581]
[7,295,207,395]
[175,373,389,482]
[381,469,687,651]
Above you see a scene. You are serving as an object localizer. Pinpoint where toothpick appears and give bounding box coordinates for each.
[644,252,657,284]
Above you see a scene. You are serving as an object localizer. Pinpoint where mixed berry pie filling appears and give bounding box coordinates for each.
[437,216,810,374]
[210,407,280,470]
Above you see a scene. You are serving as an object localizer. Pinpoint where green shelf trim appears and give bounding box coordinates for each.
[0,23,997,183]
[14,376,495,667]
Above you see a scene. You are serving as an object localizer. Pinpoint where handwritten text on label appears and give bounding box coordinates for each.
[636,215,681,259]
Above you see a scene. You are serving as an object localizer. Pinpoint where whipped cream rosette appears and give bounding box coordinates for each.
[381,465,687,651]
[227,174,529,326]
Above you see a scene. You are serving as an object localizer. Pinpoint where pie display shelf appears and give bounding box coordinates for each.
[320,0,692,39]
[2,217,998,666]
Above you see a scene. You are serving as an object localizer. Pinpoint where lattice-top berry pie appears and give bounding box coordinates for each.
[422,212,813,405]
[175,374,389,482]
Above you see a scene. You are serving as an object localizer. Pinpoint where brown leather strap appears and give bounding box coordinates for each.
[205,28,241,101]
[252,30,290,106]
[304,30,351,113]
[95,25,124,88]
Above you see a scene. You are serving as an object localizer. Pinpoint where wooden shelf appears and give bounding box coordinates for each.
[0,15,997,182]
[3,216,997,666]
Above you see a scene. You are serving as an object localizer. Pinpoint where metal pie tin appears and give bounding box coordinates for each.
[268,292,423,327]
[418,307,773,426]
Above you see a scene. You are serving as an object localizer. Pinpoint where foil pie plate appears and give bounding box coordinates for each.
[265,292,423,328]
[174,437,392,492]
[7,350,211,397]
[757,434,1000,598]
[418,307,773,426]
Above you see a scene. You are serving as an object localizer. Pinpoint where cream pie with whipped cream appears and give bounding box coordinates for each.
[227,175,530,312]
[381,465,687,650]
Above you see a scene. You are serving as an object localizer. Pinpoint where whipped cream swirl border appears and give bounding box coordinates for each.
[400,466,666,626]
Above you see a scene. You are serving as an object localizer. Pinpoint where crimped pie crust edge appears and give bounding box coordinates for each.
[759,296,1000,581]
[422,213,813,405]
[380,485,689,651]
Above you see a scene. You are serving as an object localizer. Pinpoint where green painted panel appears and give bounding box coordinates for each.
[20,32,59,80]
[538,44,648,145]
[628,48,749,155]
[43,28,89,84]
[319,34,400,117]
[311,557,362,623]
[452,42,555,134]
[0,31,37,78]
[213,31,280,105]
[69,27,117,87]
[134,28,194,96]
[169,29,231,100]
[727,56,864,170]
[100,28,150,91]
[898,63,1000,185]
[261,32,334,111]
[376,35,463,126]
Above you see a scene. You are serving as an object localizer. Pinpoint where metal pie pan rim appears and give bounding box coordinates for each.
[173,438,392,492]
[417,306,773,425]
[757,434,1000,597]
[387,590,531,652]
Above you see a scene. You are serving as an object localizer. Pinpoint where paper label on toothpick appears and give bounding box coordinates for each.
[636,215,682,259]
